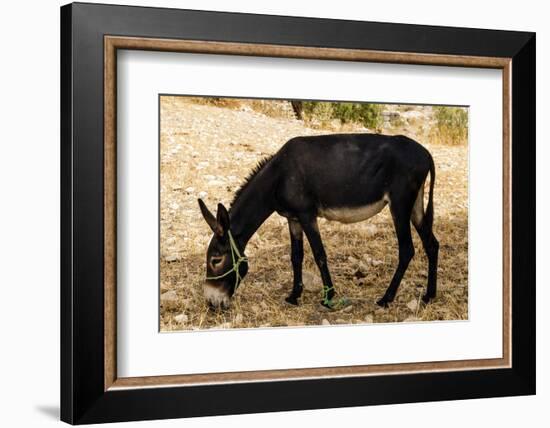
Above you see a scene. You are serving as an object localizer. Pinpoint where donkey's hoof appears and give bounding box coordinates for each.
[320,300,340,310]
[376,297,392,308]
[320,300,332,310]
[285,295,300,306]
[421,293,436,304]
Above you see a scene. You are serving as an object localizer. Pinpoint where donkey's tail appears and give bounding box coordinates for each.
[424,155,436,230]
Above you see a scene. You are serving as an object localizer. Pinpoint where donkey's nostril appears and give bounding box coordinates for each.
[208,300,228,311]
[208,301,220,311]
[211,256,223,267]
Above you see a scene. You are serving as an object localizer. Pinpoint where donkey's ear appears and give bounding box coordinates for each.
[198,199,219,235]
[216,203,230,235]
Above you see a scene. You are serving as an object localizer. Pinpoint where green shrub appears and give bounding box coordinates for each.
[299,101,382,129]
[302,101,334,123]
[332,103,383,129]
[431,106,468,145]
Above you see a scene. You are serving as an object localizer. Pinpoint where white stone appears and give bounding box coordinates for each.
[174,313,188,323]
[358,261,369,272]
[301,271,319,289]
[364,224,378,237]
[161,290,178,310]
[407,299,419,312]
[165,254,179,262]
[347,256,359,264]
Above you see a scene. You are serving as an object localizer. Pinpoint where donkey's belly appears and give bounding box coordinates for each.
[318,195,389,224]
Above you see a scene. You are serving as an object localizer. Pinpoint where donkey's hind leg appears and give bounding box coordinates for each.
[411,215,439,304]
[285,219,304,305]
[377,196,416,307]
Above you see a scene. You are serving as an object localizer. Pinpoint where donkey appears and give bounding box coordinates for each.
[198,133,439,310]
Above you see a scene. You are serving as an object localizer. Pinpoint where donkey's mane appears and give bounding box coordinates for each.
[230,154,274,206]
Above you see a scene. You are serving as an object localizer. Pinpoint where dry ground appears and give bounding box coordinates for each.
[159,97,468,331]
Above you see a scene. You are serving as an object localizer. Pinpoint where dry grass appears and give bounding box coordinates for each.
[159,97,468,331]
[429,106,469,146]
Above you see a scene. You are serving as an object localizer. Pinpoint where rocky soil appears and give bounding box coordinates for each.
[159,97,468,331]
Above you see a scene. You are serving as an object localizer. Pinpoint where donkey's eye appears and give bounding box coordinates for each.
[211,256,223,268]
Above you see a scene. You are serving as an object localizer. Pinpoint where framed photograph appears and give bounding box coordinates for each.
[60,2,535,424]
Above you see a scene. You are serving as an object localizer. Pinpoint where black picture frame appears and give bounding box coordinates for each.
[61,2,535,424]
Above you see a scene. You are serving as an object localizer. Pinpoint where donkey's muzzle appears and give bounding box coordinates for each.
[204,282,231,309]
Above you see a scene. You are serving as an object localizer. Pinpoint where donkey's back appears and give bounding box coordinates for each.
[274,133,434,222]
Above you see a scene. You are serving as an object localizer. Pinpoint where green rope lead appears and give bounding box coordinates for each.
[322,284,350,310]
[205,231,248,291]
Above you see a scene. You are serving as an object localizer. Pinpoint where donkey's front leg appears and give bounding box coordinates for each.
[298,215,336,308]
[285,219,304,305]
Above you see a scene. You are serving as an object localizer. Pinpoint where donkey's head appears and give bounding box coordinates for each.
[198,199,248,309]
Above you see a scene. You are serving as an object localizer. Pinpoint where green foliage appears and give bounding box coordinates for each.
[332,103,383,129]
[431,106,468,145]
[302,101,334,122]
[300,101,382,129]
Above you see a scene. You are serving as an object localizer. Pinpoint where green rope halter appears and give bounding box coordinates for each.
[205,231,248,291]
[322,284,350,310]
